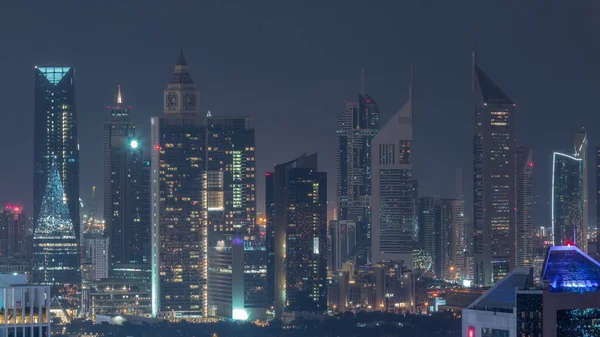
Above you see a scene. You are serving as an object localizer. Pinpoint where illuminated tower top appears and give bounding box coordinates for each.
[163,50,201,117]
[34,162,75,239]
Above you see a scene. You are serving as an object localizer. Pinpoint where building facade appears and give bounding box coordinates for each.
[268,153,327,317]
[104,86,150,270]
[34,66,79,242]
[573,128,588,235]
[371,71,414,265]
[552,152,584,248]
[32,163,80,287]
[83,234,109,281]
[0,205,26,258]
[516,146,533,267]
[0,274,51,337]
[329,220,357,271]
[472,52,517,285]
[336,94,379,263]
[151,51,206,318]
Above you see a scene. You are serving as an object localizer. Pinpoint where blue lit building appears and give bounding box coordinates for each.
[552,152,584,248]
[34,66,80,243]
[463,245,600,337]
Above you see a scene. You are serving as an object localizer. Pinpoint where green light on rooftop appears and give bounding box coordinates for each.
[38,67,71,85]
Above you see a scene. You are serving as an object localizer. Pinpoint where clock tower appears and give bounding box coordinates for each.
[163,50,201,117]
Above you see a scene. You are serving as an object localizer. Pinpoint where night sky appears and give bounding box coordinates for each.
[1,1,599,227]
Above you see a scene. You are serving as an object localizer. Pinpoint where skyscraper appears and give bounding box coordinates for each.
[472,51,517,285]
[371,68,414,265]
[268,153,327,317]
[32,163,80,286]
[34,66,79,242]
[336,94,379,262]
[206,116,256,233]
[573,128,588,232]
[0,205,26,258]
[329,220,357,271]
[597,147,600,253]
[552,152,583,248]
[418,197,437,275]
[151,51,206,317]
[265,172,275,310]
[104,86,150,269]
[516,146,533,267]
[438,199,465,280]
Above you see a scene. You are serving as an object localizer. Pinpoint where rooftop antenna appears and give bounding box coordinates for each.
[117,85,122,104]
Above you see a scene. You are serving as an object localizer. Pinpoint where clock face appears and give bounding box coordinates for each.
[185,93,197,109]
[167,93,178,108]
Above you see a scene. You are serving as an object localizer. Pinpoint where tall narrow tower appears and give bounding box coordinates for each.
[574,128,588,242]
[34,66,80,242]
[516,146,533,267]
[472,51,517,285]
[151,50,206,318]
[371,67,414,265]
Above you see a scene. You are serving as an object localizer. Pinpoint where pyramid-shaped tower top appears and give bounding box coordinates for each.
[169,49,194,86]
[34,162,75,238]
[474,65,514,104]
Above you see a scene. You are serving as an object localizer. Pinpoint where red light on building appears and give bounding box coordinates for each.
[265,172,272,176]
[154,145,162,151]
[565,241,573,247]
[13,207,20,213]
[467,326,475,337]
[5,204,11,209]
[529,162,534,167]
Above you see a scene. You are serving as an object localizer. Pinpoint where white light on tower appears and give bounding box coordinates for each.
[130,140,139,149]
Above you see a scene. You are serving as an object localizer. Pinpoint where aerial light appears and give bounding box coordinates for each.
[232,308,248,321]
[130,140,139,149]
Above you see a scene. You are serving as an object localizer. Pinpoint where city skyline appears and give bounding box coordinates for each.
[1,2,598,229]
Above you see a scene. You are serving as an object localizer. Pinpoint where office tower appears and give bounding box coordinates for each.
[472,51,517,285]
[516,146,533,266]
[206,116,256,233]
[151,51,206,317]
[83,234,109,281]
[418,197,437,275]
[552,152,583,247]
[438,199,465,280]
[265,172,275,310]
[268,153,327,317]
[336,94,379,261]
[329,220,357,271]
[0,205,26,258]
[574,128,588,231]
[207,234,267,320]
[371,68,414,265]
[32,163,80,286]
[104,86,150,269]
[410,180,419,242]
[34,66,79,242]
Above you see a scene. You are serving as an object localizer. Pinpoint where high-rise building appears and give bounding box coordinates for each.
[265,172,275,310]
[329,220,357,271]
[472,51,517,285]
[574,128,588,232]
[516,146,533,267]
[552,152,583,247]
[268,153,327,317]
[32,163,80,286]
[206,116,256,233]
[104,86,150,269]
[83,234,109,281]
[371,68,414,265]
[151,51,206,318]
[0,274,51,337]
[34,66,80,242]
[418,197,436,274]
[597,146,600,253]
[336,94,379,262]
[0,205,26,258]
[438,199,465,280]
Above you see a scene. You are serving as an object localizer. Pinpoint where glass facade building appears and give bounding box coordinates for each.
[0,205,26,259]
[472,54,517,285]
[34,66,79,242]
[268,153,327,317]
[552,152,583,247]
[336,94,379,263]
[516,146,533,267]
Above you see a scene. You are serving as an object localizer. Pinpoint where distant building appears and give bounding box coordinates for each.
[0,274,50,337]
[81,280,152,320]
[463,245,600,337]
[34,66,79,243]
[597,146,600,254]
[0,205,26,258]
[336,94,379,263]
[151,51,206,318]
[472,51,517,285]
[329,220,357,271]
[573,128,588,235]
[104,85,150,270]
[32,163,80,287]
[371,69,414,265]
[83,234,109,281]
[207,233,267,320]
[516,146,533,267]
[268,153,327,317]
[552,152,583,247]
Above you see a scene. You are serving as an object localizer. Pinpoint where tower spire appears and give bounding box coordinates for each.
[361,69,365,95]
[117,85,122,104]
